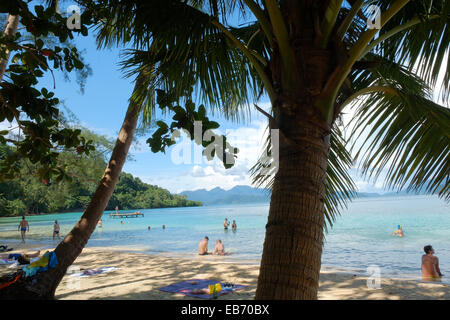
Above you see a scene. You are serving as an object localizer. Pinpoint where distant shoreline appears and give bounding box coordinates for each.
[0,203,203,218]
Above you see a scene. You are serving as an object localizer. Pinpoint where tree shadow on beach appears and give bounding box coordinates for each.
[318,272,450,300]
[53,249,450,300]
[55,248,258,300]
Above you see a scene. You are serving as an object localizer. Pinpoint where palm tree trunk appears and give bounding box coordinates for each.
[0,74,145,299]
[0,14,19,82]
[255,105,330,299]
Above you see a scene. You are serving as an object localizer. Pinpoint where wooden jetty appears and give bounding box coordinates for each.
[109,211,144,219]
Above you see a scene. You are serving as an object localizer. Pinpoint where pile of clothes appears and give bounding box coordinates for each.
[0,251,58,292]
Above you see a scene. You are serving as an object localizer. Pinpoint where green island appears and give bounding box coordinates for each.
[0,126,201,217]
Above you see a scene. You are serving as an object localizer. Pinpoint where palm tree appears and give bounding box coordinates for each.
[4,0,447,299]
[79,0,448,299]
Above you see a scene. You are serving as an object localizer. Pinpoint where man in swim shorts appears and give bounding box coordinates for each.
[53,220,60,240]
[0,250,41,265]
[198,236,209,255]
[223,218,230,230]
[422,245,443,281]
[18,216,29,243]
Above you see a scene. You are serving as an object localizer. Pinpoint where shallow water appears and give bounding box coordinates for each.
[1,195,449,283]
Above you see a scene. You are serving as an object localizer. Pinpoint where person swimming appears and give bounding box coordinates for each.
[392,225,404,237]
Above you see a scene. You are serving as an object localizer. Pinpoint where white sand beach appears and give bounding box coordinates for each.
[48,247,449,300]
[1,244,449,300]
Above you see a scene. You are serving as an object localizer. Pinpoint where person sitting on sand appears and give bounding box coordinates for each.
[232,220,237,231]
[392,225,404,237]
[0,250,41,265]
[198,236,209,255]
[18,216,29,243]
[53,220,60,240]
[213,240,225,255]
[422,245,443,281]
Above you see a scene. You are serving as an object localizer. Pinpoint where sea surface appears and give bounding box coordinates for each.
[1,195,449,283]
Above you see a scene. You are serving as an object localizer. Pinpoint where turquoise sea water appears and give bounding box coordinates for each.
[1,195,449,283]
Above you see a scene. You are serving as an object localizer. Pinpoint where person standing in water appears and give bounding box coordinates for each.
[422,245,443,281]
[223,218,230,230]
[53,220,60,240]
[18,216,29,243]
[232,220,237,231]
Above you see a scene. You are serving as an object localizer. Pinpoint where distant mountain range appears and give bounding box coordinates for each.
[180,185,432,206]
[180,185,270,206]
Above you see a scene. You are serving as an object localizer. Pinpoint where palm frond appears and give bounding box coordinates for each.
[349,88,450,200]
[365,0,450,103]
[250,124,357,230]
[90,0,264,123]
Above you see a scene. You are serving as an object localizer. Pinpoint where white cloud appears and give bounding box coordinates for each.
[136,119,271,193]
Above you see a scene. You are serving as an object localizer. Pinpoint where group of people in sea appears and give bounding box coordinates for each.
[223,218,237,231]
[16,216,61,243]
[6,216,445,282]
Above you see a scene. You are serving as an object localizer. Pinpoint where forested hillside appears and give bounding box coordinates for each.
[0,126,200,216]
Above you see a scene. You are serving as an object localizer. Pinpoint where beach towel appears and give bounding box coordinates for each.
[158,279,246,299]
[22,251,58,277]
[69,267,118,278]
